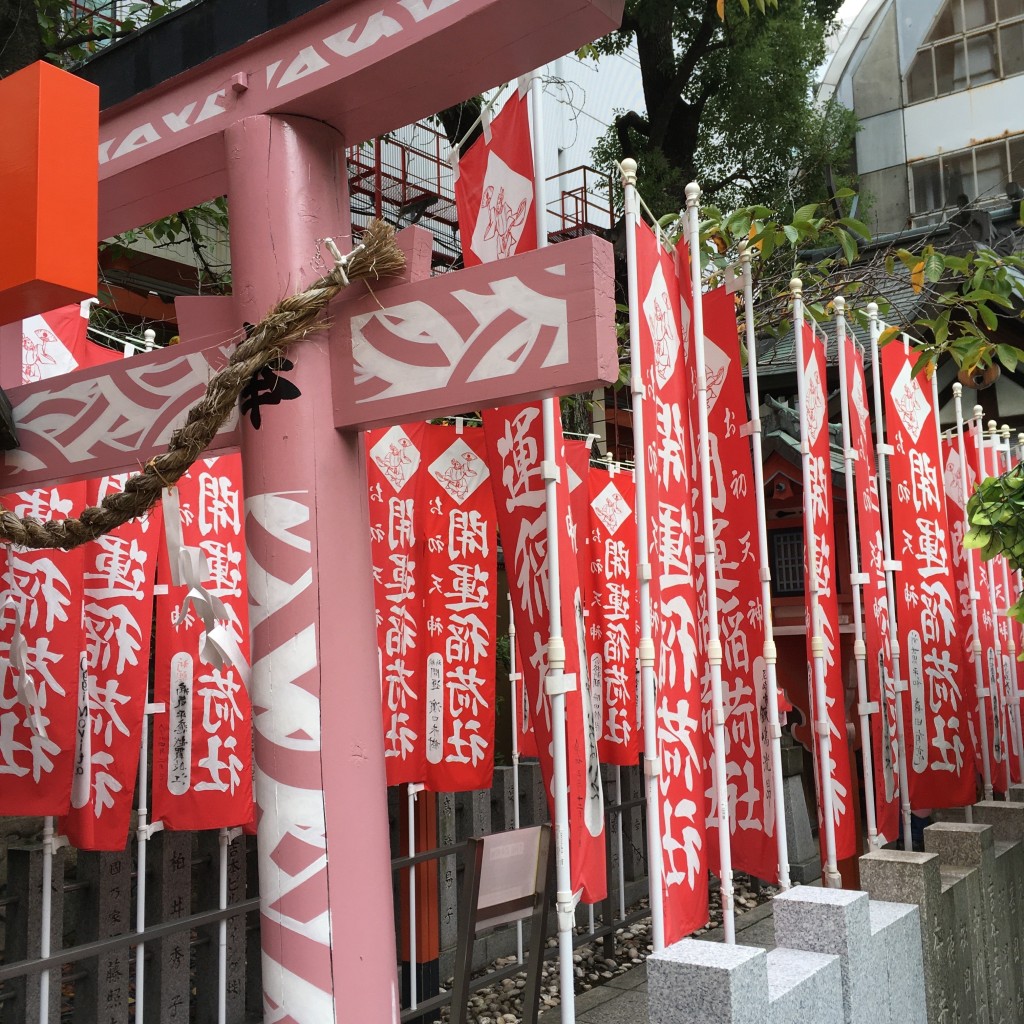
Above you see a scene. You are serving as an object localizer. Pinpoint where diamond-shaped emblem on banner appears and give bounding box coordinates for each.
[703,334,731,415]
[471,150,533,263]
[428,438,489,505]
[369,426,421,493]
[804,357,825,443]
[890,359,931,443]
[642,262,680,388]
[590,481,631,535]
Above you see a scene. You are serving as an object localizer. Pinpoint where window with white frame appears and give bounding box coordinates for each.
[906,0,1024,103]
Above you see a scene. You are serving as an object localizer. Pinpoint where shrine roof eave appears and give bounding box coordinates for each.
[88,0,625,237]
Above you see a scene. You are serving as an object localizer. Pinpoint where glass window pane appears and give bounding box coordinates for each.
[966,30,998,83]
[962,0,996,29]
[974,142,1008,202]
[935,40,966,93]
[998,0,1024,18]
[944,152,974,205]
[1009,135,1024,182]
[912,159,944,211]
[908,51,936,101]
[928,0,957,40]
[1001,23,1024,76]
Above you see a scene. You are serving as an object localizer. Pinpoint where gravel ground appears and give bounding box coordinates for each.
[430,877,775,1023]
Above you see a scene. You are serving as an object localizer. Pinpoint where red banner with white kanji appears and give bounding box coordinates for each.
[881,342,974,806]
[419,424,497,792]
[454,92,537,268]
[152,455,255,829]
[20,302,92,381]
[942,436,1010,791]
[801,325,856,859]
[635,221,708,941]
[0,485,87,815]
[367,423,428,786]
[842,336,901,843]
[61,475,164,849]
[695,285,778,882]
[483,401,606,903]
[565,440,601,665]
[587,465,641,765]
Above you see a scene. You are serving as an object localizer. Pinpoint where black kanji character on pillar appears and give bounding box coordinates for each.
[238,321,302,429]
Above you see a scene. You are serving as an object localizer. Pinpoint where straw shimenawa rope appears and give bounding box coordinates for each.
[0,219,406,551]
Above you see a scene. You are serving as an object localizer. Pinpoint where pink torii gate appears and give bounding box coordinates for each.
[0,1,624,1020]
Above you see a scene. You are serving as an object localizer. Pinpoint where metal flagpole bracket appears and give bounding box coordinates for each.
[543,670,576,696]
[138,820,165,842]
[644,755,662,777]
[850,573,870,586]
[883,560,903,572]
[739,418,760,437]
[540,460,560,483]
[858,702,880,716]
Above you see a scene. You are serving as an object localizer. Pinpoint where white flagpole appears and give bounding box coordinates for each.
[834,298,878,847]
[997,424,1024,786]
[620,158,665,951]
[790,280,841,887]
[866,304,913,849]
[737,241,790,887]
[685,182,737,938]
[951,385,995,798]
[507,593,524,965]
[974,408,1009,789]
[529,68,578,1024]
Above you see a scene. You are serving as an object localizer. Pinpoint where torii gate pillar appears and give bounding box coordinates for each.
[224,114,392,1023]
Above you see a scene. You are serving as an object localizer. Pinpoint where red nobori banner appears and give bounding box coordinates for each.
[800,325,856,859]
[0,485,87,815]
[842,337,900,843]
[587,465,641,765]
[696,285,778,882]
[564,440,601,666]
[152,455,255,829]
[881,341,974,807]
[419,424,498,792]
[61,476,163,849]
[483,401,606,903]
[366,423,428,786]
[941,437,1010,792]
[635,221,708,941]
[454,91,537,269]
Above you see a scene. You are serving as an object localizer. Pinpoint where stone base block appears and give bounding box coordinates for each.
[869,900,926,1024]
[766,947,842,1024]
[773,885,886,1024]
[647,939,768,1024]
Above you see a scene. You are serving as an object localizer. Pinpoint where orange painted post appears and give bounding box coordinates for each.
[0,62,98,325]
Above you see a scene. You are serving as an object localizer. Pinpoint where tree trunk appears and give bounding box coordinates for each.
[0,0,45,78]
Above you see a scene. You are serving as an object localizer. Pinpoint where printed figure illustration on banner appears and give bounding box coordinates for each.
[454,91,537,268]
[367,422,428,786]
[483,401,607,903]
[800,324,856,859]
[695,284,777,882]
[881,340,974,807]
[420,424,497,792]
[152,454,255,830]
[842,335,900,843]
[635,220,708,943]
[20,302,92,382]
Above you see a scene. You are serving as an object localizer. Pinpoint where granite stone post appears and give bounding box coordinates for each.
[455,789,491,841]
[868,901,927,1024]
[765,948,843,1024]
[925,823,1003,1024]
[647,939,769,1024]
[71,849,131,1024]
[437,792,459,978]
[971,800,1024,1020]
[859,849,956,1024]
[772,885,886,1024]
[143,831,192,1024]
[780,740,820,884]
[6,843,65,1024]
[490,766,516,833]
[516,760,549,830]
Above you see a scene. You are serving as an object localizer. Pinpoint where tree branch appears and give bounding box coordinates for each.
[51,27,133,52]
